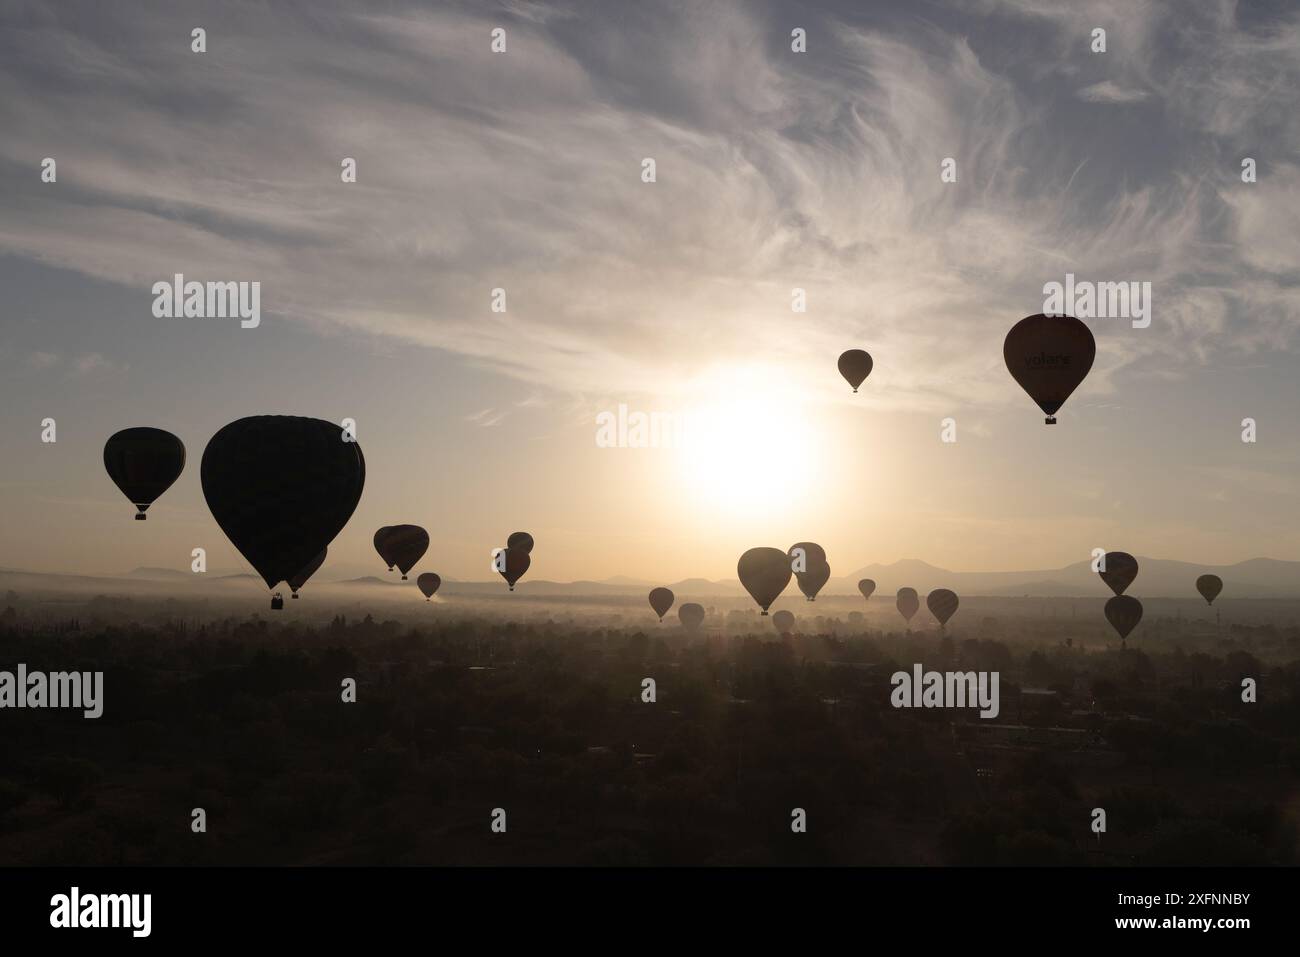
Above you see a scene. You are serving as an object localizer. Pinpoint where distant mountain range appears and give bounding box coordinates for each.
[2,556,1295,600]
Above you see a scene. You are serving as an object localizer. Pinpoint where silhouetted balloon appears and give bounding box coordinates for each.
[507,531,535,555]
[499,547,530,590]
[796,560,831,601]
[417,572,441,601]
[648,587,675,621]
[927,588,959,627]
[738,547,792,615]
[1099,551,1139,597]
[858,578,876,601]
[1105,595,1143,640]
[1196,574,1223,605]
[201,416,365,597]
[103,427,186,520]
[787,542,826,569]
[1003,314,1095,424]
[773,610,795,635]
[288,548,326,597]
[381,525,428,580]
[678,602,705,631]
[896,587,919,623]
[838,349,874,393]
[373,527,395,570]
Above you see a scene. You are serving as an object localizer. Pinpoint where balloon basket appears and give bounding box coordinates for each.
[291,593,299,599]
[1045,416,1057,425]
[134,513,146,521]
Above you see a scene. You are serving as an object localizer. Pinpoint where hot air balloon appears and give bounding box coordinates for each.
[373,527,396,570]
[678,602,705,631]
[1098,551,1139,597]
[797,561,831,601]
[1003,314,1095,424]
[773,610,795,636]
[858,579,876,601]
[379,525,428,580]
[896,587,919,625]
[201,416,364,606]
[499,547,530,590]
[417,572,441,601]
[648,587,675,621]
[288,547,326,599]
[837,349,874,393]
[927,588,959,629]
[738,547,793,615]
[1105,595,1142,644]
[787,542,826,569]
[103,427,186,520]
[1196,574,1223,605]
[507,531,535,555]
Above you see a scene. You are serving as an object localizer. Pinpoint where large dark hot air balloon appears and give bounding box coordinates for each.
[1196,574,1223,605]
[288,547,327,599]
[738,547,792,615]
[201,416,364,605]
[797,561,831,601]
[678,602,705,631]
[896,587,919,624]
[1105,595,1143,643]
[648,587,675,621]
[773,609,795,636]
[373,527,396,570]
[381,525,428,580]
[417,572,441,601]
[787,542,826,569]
[507,531,535,555]
[103,427,186,520]
[1098,551,1138,596]
[858,578,876,601]
[927,588,959,629]
[1003,314,1095,424]
[499,547,530,590]
[837,349,874,393]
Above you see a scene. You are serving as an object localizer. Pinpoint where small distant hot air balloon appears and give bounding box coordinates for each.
[896,587,919,625]
[103,427,186,520]
[678,602,705,631]
[288,548,326,599]
[373,527,396,570]
[858,579,876,601]
[927,589,959,630]
[837,350,874,393]
[499,547,530,590]
[507,531,535,555]
[1105,595,1142,645]
[738,547,793,615]
[417,572,441,601]
[797,561,831,601]
[649,587,675,621]
[773,610,796,636]
[1098,551,1139,596]
[381,525,428,580]
[1195,574,1223,605]
[1003,314,1095,424]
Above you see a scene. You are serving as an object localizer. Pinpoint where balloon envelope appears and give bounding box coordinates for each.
[796,560,831,601]
[1099,551,1139,597]
[201,416,365,590]
[787,542,826,571]
[738,547,792,615]
[1196,574,1223,605]
[896,587,919,622]
[927,588,959,626]
[1003,314,1095,424]
[678,602,705,631]
[1105,595,1143,640]
[382,525,429,579]
[500,547,530,590]
[648,587,675,621]
[773,610,795,635]
[507,531,535,555]
[417,572,441,600]
[103,427,186,519]
[837,349,874,392]
[373,527,395,570]
[288,548,327,594]
[858,578,876,601]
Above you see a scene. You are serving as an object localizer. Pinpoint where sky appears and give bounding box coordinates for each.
[1,0,1298,584]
